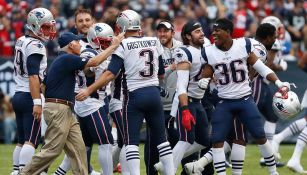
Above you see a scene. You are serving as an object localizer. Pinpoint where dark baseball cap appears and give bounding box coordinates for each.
[58,32,82,48]
[181,20,202,35]
[156,21,174,30]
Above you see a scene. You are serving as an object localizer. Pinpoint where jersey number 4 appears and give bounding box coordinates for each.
[14,50,26,76]
[215,60,246,85]
[139,49,154,77]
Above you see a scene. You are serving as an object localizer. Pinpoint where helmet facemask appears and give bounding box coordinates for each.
[92,36,113,50]
[38,21,57,40]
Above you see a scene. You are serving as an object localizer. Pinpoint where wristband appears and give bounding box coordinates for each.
[180,105,189,111]
[275,79,282,88]
[33,99,42,106]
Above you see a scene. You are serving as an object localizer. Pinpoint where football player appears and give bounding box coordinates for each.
[76,9,174,175]
[155,20,211,173]
[11,7,56,175]
[200,18,290,175]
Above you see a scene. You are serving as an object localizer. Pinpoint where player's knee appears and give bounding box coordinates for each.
[255,138,267,145]
[232,139,246,146]
[212,142,224,148]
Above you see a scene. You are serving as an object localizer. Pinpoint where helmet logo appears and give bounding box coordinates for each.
[95,25,103,34]
[275,102,284,111]
[34,11,45,21]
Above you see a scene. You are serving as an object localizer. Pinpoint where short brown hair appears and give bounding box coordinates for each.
[74,8,93,21]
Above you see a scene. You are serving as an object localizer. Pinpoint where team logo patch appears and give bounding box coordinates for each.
[176,53,183,58]
[259,50,265,56]
[95,25,103,34]
[34,11,45,21]
[33,43,43,48]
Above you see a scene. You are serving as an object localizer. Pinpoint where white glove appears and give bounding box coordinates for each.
[198,78,211,90]
[279,59,287,71]
[275,80,291,91]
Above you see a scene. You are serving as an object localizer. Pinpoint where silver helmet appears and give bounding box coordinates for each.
[87,23,114,50]
[115,9,141,33]
[26,8,56,40]
[272,90,301,120]
[261,16,285,39]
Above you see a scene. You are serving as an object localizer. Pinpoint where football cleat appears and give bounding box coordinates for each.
[90,170,102,175]
[287,159,307,174]
[184,161,204,175]
[10,171,19,175]
[154,162,164,174]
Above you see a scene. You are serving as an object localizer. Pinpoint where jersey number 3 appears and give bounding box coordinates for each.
[215,60,246,85]
[139,49,154,77]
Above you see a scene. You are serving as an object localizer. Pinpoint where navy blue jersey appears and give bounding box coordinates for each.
[45,52,88,102]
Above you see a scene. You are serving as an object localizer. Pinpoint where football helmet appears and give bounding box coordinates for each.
[261,16,285,40]
[26,8,56,40]
[115,9,141,33]
[87,23,114,50]
[272,90,301,120]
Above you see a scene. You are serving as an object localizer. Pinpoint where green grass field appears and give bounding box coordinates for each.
[0,144,306,174]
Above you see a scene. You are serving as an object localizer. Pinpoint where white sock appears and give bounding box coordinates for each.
[183,142,205,158]
[224,141,231,154]
[290,127,307,162]
[264,121,276,142]
[212,147,226,175]
[120,145,130,175]
[19,144,35,170]
[275,118,306,143]
[231,143,245,175]
[157,142,174,175]
[112,145,121,169]
[99,144,113,175]
[125,145,140,175]
[112,127,118,144]
[259,141,277,174]
[172,141,191,171]
[198,149,213,167]
[12,145,22,171]
[55,154,71,175]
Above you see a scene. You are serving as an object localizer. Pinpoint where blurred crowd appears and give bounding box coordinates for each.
[0,0,306,59]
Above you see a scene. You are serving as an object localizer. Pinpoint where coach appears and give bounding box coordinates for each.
[21,32,124,175]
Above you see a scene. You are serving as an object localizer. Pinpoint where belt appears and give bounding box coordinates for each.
[188,96,201,103]
[45,98,74,108]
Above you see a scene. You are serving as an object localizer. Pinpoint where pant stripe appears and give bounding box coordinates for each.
[97,110,110,144]
[91,114,103,145]
[125,94,130,144]
[114,110,124,141]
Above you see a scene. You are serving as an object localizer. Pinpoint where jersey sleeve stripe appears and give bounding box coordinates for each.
[244,37,251,54]
[180,47,193,63]
[201,48,208,63]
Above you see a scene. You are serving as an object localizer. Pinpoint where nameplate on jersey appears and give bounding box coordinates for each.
[127,40,157,50]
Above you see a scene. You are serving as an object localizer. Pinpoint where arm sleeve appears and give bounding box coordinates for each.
[252,59,274,78]
[63,54,89,71]
[107,54,124,76]
[26,54,43,75]
[177,70,189,96]
[26,41,46,56]
[173,47,191,64]
[113,43,125,59]
[158,55,165,76]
